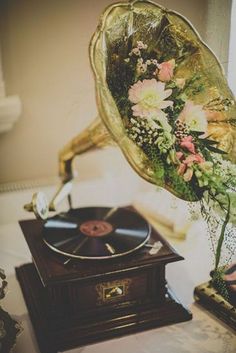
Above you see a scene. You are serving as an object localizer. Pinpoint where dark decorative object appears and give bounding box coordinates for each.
[0,269,22,353]
[194,281,236,330]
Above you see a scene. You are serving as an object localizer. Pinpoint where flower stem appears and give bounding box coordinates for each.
[214,193,230,270]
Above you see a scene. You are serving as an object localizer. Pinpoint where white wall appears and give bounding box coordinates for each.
[0,0,210,184]
[228,0,236,95]
[205,0,232,75]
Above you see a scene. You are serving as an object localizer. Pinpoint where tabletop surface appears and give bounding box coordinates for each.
[0,175,235,353]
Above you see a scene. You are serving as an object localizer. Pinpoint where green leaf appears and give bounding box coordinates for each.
[229,119,236,127]
[190,130,206,136]
[202,139,219,146]
[207,145,227,155]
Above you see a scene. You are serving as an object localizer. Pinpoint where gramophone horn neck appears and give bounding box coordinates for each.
[59,116,115,182]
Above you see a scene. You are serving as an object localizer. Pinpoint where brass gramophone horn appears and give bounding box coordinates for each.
[25,0,236,217]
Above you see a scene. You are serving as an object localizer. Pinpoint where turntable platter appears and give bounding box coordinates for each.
[43,207,150,259]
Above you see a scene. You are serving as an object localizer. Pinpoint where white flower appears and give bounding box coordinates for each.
[179,100,208,133]
[132,48,141,56]
[128,79,173,118]
[137,63,147,74]
[137,41,147,49]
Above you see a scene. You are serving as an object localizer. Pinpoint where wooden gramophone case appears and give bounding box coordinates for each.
[16,208,191,353]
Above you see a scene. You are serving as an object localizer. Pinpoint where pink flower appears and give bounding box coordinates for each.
[176,151,184,160]
[184,154,204,166]
[180,136,196,154]
[177,163,194,181]
[128,79,173,117]
[177,153,205,182]
[177,163,186,175]
[158,59,175,82]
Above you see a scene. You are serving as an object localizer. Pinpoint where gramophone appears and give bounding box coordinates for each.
[16,1,236,352]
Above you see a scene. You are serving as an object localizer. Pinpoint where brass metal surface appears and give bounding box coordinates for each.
[59,117,114,182]
[89,0,236,200]
[96,279,131,304]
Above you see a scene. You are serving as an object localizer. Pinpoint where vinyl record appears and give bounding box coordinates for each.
[43,207,150,259]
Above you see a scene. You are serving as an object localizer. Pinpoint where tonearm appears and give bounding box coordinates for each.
[24,117,115,219]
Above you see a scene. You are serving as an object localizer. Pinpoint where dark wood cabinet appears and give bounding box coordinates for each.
[16,210,192,353]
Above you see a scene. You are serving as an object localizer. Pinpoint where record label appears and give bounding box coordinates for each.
[79,220,113,237]
[43,207,150,260]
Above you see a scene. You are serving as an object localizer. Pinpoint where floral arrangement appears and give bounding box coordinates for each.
[107,40,236,298]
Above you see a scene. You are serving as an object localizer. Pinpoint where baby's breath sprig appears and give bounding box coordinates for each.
[174,120,190,142]
[127,117,159,147]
